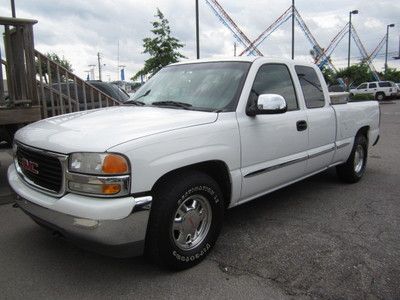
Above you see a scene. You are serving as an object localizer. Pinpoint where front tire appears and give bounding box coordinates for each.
[336,134,368,183]
[146,171,224,270]
[375,92,385,101]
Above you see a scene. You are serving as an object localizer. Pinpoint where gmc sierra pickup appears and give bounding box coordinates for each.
[8,57,380,270]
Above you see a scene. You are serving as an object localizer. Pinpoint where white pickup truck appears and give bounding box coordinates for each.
[8,57,380,270]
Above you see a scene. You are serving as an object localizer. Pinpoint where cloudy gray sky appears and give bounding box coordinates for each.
[1,0,399,81]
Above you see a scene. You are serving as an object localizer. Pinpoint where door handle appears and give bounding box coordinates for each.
[296,120,307,131]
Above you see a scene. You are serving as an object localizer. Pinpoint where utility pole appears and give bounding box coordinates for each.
[10,0,16,17]
[347,10,358,68]
[97,52,102,81]
[385,24,395,73]
[234,42,237,56]
[291,0,295,59]
[195,0,200,59]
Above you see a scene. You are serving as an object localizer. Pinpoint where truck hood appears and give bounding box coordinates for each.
[15,106,218,153]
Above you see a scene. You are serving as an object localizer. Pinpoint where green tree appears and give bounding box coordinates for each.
[321,67,336,86]
[335,63,374,87]
[36,52,73,83]
[132,9,186,81]
[382,67,400,82]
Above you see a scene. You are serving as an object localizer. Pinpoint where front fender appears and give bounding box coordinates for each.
[108,113,241,195]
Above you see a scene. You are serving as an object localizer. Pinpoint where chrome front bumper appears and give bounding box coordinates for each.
[8,164,152,257]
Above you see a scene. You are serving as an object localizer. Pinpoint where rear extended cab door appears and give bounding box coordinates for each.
[293,65,336,174]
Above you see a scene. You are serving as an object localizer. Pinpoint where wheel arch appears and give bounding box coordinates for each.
[356,125,370,142]
[151,160,232,209]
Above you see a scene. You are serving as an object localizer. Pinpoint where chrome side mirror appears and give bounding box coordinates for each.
[255,94,287,114]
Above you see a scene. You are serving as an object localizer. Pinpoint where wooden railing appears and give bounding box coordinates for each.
[0,16,120,127]
[35,50,120,118]
[0,17,38,106]
[0,59,6,107]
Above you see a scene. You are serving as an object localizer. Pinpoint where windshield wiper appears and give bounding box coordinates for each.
[151,100,193,109]
[124,99,146,106]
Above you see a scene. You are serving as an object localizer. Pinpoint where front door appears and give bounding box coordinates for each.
[238,63,309,202]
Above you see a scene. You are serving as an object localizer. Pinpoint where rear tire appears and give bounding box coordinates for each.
[336,134,368,183]
[145,171,224,270]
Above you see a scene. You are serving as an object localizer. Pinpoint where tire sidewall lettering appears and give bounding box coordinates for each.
[172,243,211,262]
[172,185,217,263]
[177,185,219,208]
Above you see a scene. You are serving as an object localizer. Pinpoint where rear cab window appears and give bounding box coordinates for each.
[295,66,325,109]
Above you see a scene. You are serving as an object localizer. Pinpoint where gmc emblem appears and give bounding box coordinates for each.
[20,158,39,174]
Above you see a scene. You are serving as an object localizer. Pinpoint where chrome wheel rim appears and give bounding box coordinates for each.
[354,145,364,173]
[172,194,212,250]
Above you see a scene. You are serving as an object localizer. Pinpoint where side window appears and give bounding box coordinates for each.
[369,83,377,88]
[295,66,325,109]
[250,64,298,111]
[378,82,390,87]
[357,83,367,89]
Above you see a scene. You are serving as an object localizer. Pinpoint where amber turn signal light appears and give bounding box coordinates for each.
[102,184,121,195]
[102,154,129,174]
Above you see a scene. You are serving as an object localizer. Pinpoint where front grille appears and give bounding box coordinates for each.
[16,144,63,193]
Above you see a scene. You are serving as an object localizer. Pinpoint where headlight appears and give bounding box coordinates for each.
[67,153,130,197]
[69,153,129,175]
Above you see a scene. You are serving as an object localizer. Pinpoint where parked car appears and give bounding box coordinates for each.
[328,83,346,92]
[350,81,398,100]
[87,80,130,102]
[8,57,380,270]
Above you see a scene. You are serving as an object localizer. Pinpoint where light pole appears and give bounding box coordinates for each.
[385,24,395,73]
[10,0,16,17]
[347,10,358,68]
[195,0,200,59]
[291,0,295,59]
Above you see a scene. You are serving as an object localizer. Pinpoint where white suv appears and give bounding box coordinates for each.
[350,81,398,100]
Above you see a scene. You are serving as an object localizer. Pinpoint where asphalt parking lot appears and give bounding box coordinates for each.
[0,100,399,299]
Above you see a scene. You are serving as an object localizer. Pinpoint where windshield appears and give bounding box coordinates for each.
[130,62,250,111]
